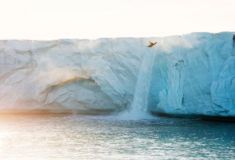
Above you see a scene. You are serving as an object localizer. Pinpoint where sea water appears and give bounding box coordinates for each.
[0,114,235,160]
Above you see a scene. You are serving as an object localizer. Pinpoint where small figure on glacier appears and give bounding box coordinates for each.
[147,41,157,47]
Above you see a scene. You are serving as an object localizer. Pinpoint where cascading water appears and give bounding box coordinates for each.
[120,43,160,119]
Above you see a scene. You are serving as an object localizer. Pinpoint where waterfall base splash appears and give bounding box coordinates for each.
[118,110,156,120]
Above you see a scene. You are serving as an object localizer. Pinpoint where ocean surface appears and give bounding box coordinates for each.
[0,114,235,160]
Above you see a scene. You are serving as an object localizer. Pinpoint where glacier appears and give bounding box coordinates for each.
[0,32,235,118]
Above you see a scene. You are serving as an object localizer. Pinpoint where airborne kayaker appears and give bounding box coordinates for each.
[147,41,157,47]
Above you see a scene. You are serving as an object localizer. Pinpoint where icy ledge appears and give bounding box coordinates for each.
[0,32,235,118]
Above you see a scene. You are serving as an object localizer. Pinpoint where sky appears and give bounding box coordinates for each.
[0,0,235,40]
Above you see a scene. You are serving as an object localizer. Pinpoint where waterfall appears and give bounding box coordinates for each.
[120,43,160,119]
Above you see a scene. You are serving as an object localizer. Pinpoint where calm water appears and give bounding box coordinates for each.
[0,114,235,160]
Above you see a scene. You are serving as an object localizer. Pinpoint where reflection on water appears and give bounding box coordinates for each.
[0,114,235,160]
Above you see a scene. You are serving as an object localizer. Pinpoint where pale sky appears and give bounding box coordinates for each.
[0,0,235,40]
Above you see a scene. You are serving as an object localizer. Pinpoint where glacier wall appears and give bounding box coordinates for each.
[0,32,234,117]
[149,32,235,117]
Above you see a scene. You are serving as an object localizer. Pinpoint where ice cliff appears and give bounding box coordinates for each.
[0,32,235,117]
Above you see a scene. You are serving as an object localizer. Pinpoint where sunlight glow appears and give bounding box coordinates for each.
[0,0,235,40]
